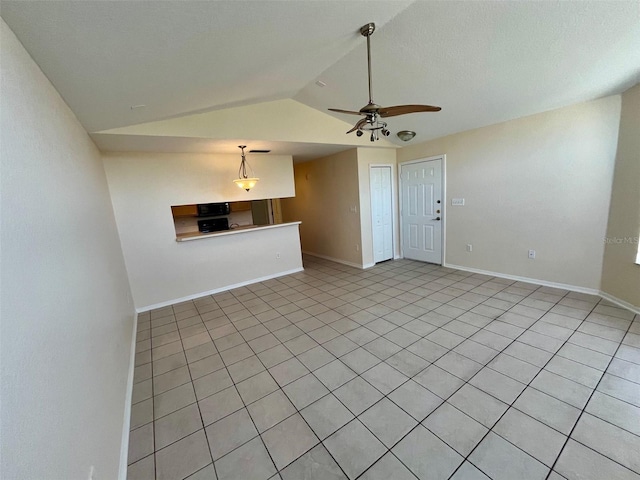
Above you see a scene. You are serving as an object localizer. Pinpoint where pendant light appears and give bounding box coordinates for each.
[233,145,259,191]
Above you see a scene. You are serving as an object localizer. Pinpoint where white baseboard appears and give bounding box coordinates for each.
[136,267,304,313]
[119,311,138,480]
[444,262,640,314]
[443,263,601,296]
[599,291,640,315]
[303,251,366,270]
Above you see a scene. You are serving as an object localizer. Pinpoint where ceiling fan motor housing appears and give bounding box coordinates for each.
[360,23,376,37]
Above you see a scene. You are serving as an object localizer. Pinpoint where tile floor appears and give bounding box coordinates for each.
[127,256,640,480]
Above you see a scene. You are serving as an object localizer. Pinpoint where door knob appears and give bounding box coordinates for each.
[434,217,441,221]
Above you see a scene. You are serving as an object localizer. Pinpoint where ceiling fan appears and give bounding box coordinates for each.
[329,22,441,142]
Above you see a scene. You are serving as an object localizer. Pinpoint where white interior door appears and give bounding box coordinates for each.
[371,166,393,263]
[400,159,443,264]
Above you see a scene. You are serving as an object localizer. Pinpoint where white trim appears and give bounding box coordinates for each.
[398,154,446,266]
[391,164,400,261]
[369,164,396,265]
[444,262,602,295]
[399,155,446,167]
[441,155,447,266]
[599,291,640,315]
[398,163,404,260]
[118,311,138,479]
[136,267,304,313]
[443,262,639,314]
[303,251,367,270]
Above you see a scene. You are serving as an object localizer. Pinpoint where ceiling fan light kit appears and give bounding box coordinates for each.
[329,22,441,141]
[233,145,259,191]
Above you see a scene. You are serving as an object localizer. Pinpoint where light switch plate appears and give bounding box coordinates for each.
[451,198,465,206]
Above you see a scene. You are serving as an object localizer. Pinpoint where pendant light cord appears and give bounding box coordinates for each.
[238,146,249,179]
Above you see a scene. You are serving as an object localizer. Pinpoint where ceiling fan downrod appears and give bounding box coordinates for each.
[361,22,376,107]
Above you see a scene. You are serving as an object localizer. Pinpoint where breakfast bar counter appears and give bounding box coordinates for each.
[175,221,301,242]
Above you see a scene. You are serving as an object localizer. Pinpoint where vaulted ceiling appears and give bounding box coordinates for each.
[2,1,639,161]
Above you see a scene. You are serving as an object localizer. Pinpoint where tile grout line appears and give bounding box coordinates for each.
[436,293,597,476]
[183,311,218,480]
[444,289,593,480]
[151,312,157,480]
[142,277,603,419]
[141,260,541,473]
[335,285,569,478]
[204,279,352,477]
[213,318,353,480]
[349,268,557,478]
[543,317,638,479]
[129,258,637,479]
[446,296,638,480]
[222,260,469,477]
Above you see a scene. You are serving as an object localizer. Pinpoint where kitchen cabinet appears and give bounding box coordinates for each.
[230,201,251,212]
[171,204,197,217]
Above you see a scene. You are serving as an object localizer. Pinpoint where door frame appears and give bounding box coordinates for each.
[369,164,396,264]
[398,154,446,265]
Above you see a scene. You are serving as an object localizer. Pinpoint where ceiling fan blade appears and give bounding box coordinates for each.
[378,104,442,117]
[329,108,364,116]
[346,118,368,134]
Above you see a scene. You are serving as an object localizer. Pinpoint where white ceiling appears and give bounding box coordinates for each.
[2,1,639,160]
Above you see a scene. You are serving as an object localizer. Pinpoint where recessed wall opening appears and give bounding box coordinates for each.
[171,199,284,239]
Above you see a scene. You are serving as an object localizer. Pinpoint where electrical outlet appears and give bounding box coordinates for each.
[466,244,472,252]
[275,252,281,259]
[528,249,536,259]
[355,244,360,252]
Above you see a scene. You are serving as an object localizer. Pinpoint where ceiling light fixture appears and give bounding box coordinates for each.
[397,130,416,141]
[233,146,259,192]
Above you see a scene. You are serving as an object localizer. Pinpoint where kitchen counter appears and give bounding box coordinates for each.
[175,221,301,242]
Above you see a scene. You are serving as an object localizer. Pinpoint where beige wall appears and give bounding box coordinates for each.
[103,152,301,309]
[0,20,134,480]
[601,84,640,308]
[357,147,400,266]
[398,96,621,290]
[282,149,364,267]
[97,99,395,149]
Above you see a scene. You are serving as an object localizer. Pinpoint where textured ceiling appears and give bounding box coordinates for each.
[2,0,639,158]
[296,0,640,144]
[0,1,410,132]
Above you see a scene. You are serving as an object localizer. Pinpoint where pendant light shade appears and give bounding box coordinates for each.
[233,177,259,191]
[233,145,259,191]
